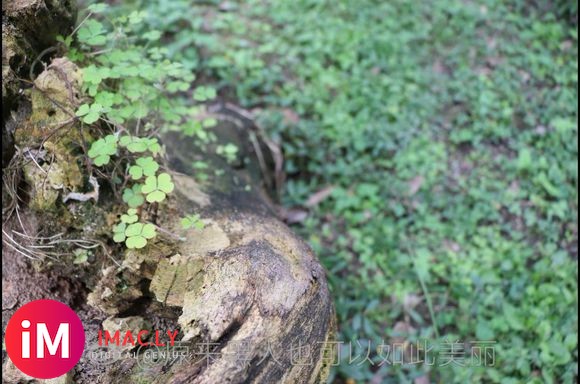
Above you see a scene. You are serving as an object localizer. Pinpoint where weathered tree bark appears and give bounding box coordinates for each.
[2,0,77,167]
[79,116,336,383]
[1,1,335,383]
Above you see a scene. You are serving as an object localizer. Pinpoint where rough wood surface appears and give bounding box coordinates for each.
[2,0,77,167]
[82,122,336,383]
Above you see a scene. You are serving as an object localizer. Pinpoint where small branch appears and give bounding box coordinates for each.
[69,11,94,37]
[150,223,186,242]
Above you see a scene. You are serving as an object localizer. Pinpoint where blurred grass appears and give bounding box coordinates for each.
[122,0,578,382]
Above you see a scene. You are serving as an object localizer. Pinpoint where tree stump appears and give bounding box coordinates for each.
[1,1,335,383]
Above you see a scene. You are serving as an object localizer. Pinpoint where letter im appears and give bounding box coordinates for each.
[21,320,70,359]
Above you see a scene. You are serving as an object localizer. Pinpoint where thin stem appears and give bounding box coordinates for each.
[403,238,441,339]
[69,12,94,37]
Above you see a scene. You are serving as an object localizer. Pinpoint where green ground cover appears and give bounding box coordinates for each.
[100,0,578,382]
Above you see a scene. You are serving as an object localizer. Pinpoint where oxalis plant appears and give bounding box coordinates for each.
[62,3,212,249]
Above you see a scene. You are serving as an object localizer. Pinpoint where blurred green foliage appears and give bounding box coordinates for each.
[107,0,577,382]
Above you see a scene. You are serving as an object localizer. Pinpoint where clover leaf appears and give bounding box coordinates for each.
[141,173,174,203]
[125,223,156,249]
[202,118,218,128]
[181,214,205,230]
[76,102,104,124]
[113,222,127,243]
[216,143,239,163]
[128,10,147,25]
[167,80,190,93]
[193,86,217,101]
[88,134,118,166]
[143,30,162,42]
[56,34,73,48]
[73,248,90,264]
[119,136,148,153]
[129,157,159,180]
[87,3,108,13]
[77,19,107,46]
[122,184,145,208]
[183,121,203,137]
[146,138,162,155]
[82,65,110,87]
[121,208,139,224]
[95,91,121,108]
[119,136,162,155]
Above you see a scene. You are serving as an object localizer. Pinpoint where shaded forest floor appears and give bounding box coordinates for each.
[25,0,579,382]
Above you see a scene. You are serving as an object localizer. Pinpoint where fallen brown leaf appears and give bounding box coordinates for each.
[408,175,424,196]
[279,207,309,224]
[305,186,335,207]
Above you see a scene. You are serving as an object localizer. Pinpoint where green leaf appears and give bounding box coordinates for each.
[146,139,161,155]
[141,223,156,239]
[517,148,532,171]
[129,165,143,180]
[413,248,430,282]
[88,134,118,166]
[126,235,147,249]
[128,10,147,25]
[216,143,239,163]
[146,190,166,203]
[125,223,144,237]
[76,103,104,124]
[157,173,174,193]
[121,209,138,224]
[202,118,217,128]
[122,185,145,208]
[167,80,190,93]
[183,121,203,137]
[119,136,162,155]
[141,173,174,202]
[193,86,217,101]
[476,322,495,340]
[192,161,209,170]
[549,339,572,365]
[56,34,73,48]
[503,302,525,331]
[124,222,156,249]
[82,65,110,86]
[181,214,205,230]
[134,103,149,118]
[76,103,90,117]
[87,104,103,123]
[88,3,109,13]
[83,112,100,124]
[551,117,576,134]
[73,249,89,264]
[128,157,158,180]
[143,30,162,41]
[95,91,119,108]
[67,48,84,62]
[119,136,148,153]
[113,223,126,243]
[94,154,110,166]
[77,19,107,46]
[536,173,561,198]
[138,157,159,176]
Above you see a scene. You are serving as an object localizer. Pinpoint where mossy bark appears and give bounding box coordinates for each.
[2,0,77,167]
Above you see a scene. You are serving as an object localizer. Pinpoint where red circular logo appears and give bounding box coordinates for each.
[5,299,85,379]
